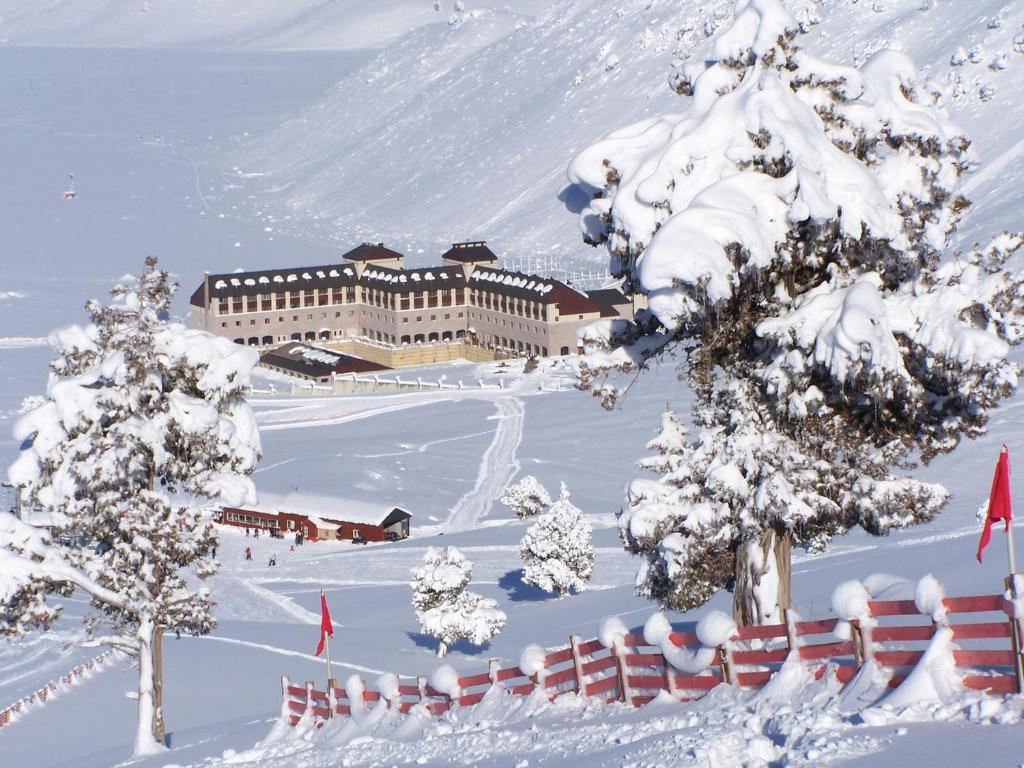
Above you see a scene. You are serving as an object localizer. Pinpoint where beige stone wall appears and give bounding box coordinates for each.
[327,339,495,367]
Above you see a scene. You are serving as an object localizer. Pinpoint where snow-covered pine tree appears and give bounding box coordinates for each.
[500,474,553,519]
[519,483,594,596]
[410,546,506,656]
[567,0,1024,625]
[637,408,688,476]
[0,257,261,755]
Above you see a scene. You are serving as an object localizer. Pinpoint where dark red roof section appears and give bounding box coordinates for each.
[190,282,207,308]
[547,283,601,316]
[342,242,405,262]
[441,241,497,263]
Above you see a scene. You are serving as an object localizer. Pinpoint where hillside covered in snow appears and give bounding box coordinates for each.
[1,0,1024,766]
[210,0,1024,273]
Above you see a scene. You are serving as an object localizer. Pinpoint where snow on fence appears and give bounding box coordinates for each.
[279,580,1024,727]
[0,650,116,729]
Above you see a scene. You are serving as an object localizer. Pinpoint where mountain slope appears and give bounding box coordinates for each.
[218,0,1023,272]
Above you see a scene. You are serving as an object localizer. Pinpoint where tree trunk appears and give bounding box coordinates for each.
[732,528,791,627]
[153,626,165,746]
[133,615,165,756]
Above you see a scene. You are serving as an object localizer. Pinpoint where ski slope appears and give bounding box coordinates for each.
[0,0,1023,765]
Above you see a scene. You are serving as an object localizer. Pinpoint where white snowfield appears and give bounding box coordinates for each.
[0,0,1023,766]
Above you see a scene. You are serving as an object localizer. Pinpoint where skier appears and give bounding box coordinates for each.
[244,546,252,561]
[268,554,277,567]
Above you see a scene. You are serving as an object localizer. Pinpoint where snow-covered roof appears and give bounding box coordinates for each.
[245,491,411,526]
[197,263,358,303]
[359,264,465,293]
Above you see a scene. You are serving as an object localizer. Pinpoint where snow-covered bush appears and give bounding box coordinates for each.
[1,257,261,755]
[519,484,594,596]
[500,475,552,519]
[410,546,506,656]
[567,0,1024,625]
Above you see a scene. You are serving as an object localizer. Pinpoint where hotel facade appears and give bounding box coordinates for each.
[190,241,631,367]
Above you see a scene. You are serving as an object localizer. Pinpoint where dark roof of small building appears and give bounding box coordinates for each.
[585,288,632,318]
[194,264,359,305]
[359,264,467,294]
[260,343,390,379]
[342,242,405,262]
[441,241,498,263]
[380,508,413,528]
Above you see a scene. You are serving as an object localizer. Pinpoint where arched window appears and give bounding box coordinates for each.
[304,331,316,341]
[560,346,570,356]
[261,335,273,345]
[428,332,439,342]
[401,335,411,345]
[290,332,301,341]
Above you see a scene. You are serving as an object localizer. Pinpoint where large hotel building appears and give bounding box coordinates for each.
[190,241,632,370]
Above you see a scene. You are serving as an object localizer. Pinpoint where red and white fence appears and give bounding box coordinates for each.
[0,650,116,729]
[280,581,1024,726]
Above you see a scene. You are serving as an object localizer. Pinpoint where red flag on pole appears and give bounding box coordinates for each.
[315,590,333,656]
[977,446,1012,563]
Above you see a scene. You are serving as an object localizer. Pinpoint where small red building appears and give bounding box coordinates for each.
[219,491,411,543]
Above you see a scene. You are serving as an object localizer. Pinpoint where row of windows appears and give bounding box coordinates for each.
[217,288,358,315]
[364,288,466,311]
[235,328,470,347]
[225,511,279,528]
[214,287,549,320]
[469,290,545,320]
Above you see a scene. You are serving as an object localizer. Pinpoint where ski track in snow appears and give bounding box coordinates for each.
[0,336,47,349]
[233,578,322,625]
[188,636,386,676]
[443,397,524,532]
[351,429,497,458]
[257,398,451,432]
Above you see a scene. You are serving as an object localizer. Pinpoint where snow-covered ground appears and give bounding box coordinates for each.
[1,0,1024,765]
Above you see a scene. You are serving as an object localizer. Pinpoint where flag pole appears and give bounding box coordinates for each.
[325,629,332,686]
[1006,445,1017,578]
[1008,521,1018,577]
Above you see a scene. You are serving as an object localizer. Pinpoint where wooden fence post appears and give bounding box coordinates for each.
[327,678,338,718]
[718,644,736,686]
[417,674,428,706]
[569,635,587,697]
[1004,576,1024,694]
[611,641,632,704]
[662,650,679,699]
[304,681,315,721]
[850,620,863,669]
[782,608,798,656]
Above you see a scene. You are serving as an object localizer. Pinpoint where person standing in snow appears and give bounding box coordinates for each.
[244,546,252,561]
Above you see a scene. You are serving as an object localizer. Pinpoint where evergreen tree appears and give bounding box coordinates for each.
[567,0,1024,624]
[410,546,505,656]
[520,484,594,596]
[500,474,553,519]
[0,257,261,755]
